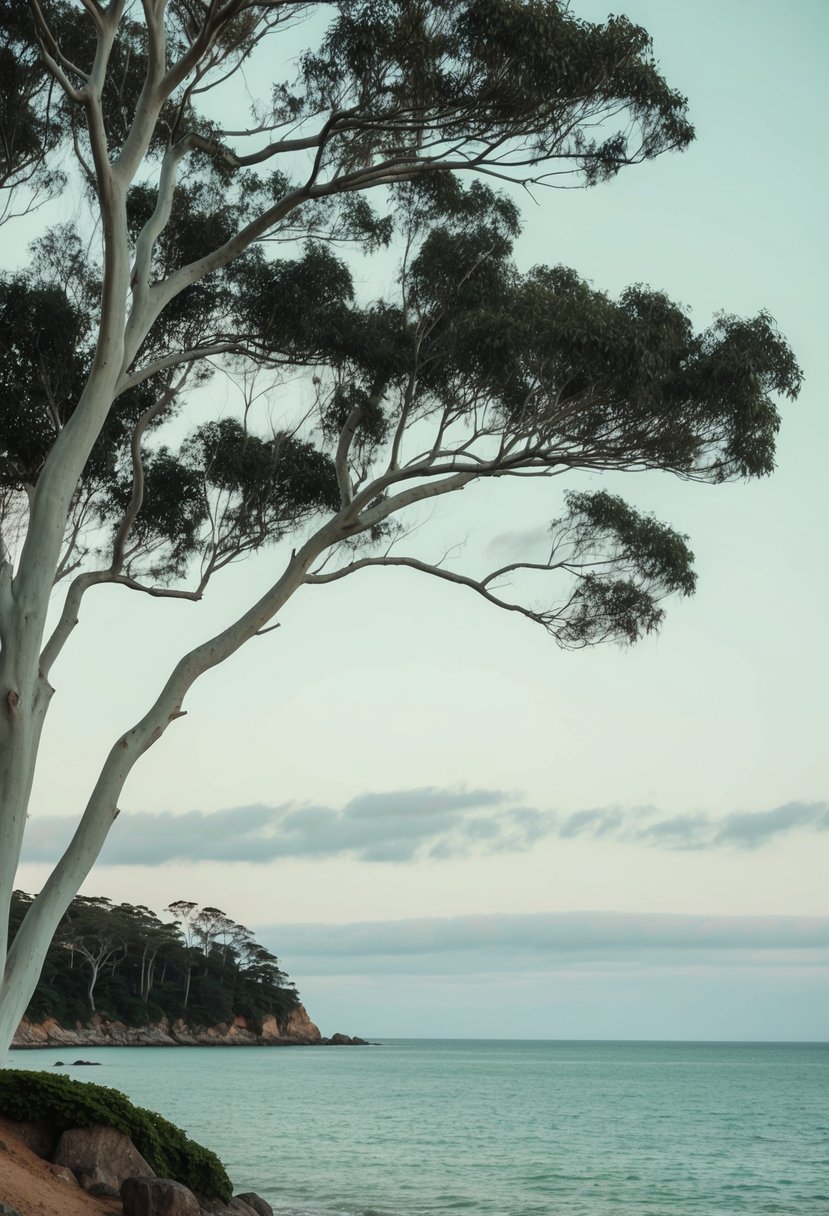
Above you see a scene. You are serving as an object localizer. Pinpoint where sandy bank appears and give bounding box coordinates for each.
[0,1116,118,1216]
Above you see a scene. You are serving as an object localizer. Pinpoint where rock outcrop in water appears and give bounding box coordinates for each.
[11,1005,365,1048]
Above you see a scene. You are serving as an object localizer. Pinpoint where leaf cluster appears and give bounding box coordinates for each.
[550,490,697,646]
[0,244,164,494]
[102,419,340,580]
[0,1,66,208]
[302,0,693,179]
[312,180,801,485]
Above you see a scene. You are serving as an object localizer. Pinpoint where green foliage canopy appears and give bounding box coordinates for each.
[9,892,299,1030]
[0,166,801,639]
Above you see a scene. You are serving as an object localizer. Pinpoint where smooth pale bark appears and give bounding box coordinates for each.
[0,521,338,1063]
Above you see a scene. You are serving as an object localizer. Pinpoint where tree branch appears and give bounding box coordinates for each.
[304,554,557,629]
[335,406,362,507]
[110,382,181,572]
[116,342,245,395]
[28,0,87,101]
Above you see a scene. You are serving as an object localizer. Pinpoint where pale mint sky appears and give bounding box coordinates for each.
[13,0,829,1039]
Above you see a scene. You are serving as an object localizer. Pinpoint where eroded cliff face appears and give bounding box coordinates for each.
[12,1005,323,1048]
[278,1004,321,1041]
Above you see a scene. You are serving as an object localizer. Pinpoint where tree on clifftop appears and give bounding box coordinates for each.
[0,0,800,1061]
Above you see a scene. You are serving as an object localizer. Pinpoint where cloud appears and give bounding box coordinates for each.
[486,525,552,559]
[21,787,520,867]
[20,792,829,868]
[346,788,507,818]
[261,911,829,955]
[254,910,829,976]
[557,801,829,852]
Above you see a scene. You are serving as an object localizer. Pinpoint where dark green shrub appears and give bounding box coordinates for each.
[0,1070,232,1201]
[188,977,234,1027]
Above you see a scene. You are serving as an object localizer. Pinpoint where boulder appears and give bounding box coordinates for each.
[197,1199,243,1216]
[121,1176,201,1216]
[46,1162,78,1184]
[0,1203,24,1216]
[10,1118,59,1160]
[77,1164,121,1198]
[54,1124,154,1191]
[87,1180,122,1199]
[197,1197,259,1216]
[235,1194,274,1216]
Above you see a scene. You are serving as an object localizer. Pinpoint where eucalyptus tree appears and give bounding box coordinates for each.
[58,895,127,1014]
[165,898,199,1007]
[0,0,800,1062]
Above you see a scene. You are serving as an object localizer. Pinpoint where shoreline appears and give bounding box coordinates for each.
[12,1008,367,1051]
[10,1038,370,1050]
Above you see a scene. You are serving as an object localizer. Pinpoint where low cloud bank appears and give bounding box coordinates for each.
[253,910,829,977]
[21,790,829,867]
[258,910,829,955]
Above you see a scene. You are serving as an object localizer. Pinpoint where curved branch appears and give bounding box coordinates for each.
[187,130,326,170]
[40,569,112,680]
[304,554,557,628]
[28,0,86,101]
[130,139,192,302]
[335,406,363,507]
[78,0,105,31]
[110,383,180,571]
[40,376,183,677]
[116,342,244,395]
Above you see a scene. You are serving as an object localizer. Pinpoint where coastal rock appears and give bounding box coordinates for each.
[328,1032,368,1045]
[83,1174,121,1199]
[12,1001,349,1048]
[121,1176,200,1216]
[197,1198,235,1215]
[9,1119,58,1160]
[54,1124,155,1192]
[46,1162,78,1185]
[198,1198,258,1216]
[235,1193,273,1216]
[14,1016,81,1046]
[277,1004,321,1042]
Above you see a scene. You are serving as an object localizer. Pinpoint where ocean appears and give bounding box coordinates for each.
[14,1039,829,1215]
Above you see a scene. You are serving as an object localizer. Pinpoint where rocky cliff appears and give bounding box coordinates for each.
[12,1006,365,1048]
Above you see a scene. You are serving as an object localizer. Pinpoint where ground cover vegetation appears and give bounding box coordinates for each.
[8,891,299,1028]
[0,0,801,1062]
[0,1067,233,1198]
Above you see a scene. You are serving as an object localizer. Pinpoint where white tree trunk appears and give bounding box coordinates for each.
[0,524,337,1064]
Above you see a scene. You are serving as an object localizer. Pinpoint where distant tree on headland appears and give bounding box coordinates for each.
[9,891,298,1030]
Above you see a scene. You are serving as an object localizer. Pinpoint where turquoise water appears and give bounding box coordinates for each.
[14,1039,829,1215]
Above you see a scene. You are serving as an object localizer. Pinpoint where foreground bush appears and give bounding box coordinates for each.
[0,1069,232,1201]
